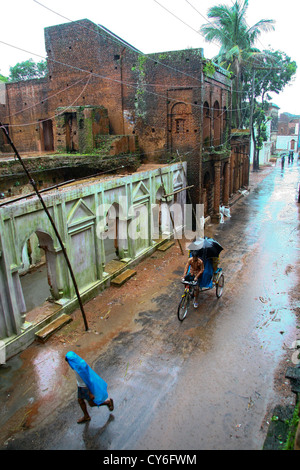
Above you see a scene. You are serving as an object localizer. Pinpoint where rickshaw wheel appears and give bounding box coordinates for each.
[178,294,190,321]
[216,274,224,298]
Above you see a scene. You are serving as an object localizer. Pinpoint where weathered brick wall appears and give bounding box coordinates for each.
[120,48,205,204]
[3,19,231,159]
[2,78,48,152]
[54,105,109,153]
[0,84,8,151]
[124,49,204,156]
[0,104,10,152]
[1,18,234,210]
[44,19,140,137]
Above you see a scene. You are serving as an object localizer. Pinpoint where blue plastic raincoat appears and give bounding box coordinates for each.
[66,351,108,406]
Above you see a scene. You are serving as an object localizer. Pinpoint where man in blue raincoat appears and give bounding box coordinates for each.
[65,351,114,423]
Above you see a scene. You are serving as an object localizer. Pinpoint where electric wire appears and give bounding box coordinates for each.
[2,73,92,128]
[0,38,234,116]
[0,0,254,130]
[0,1,257,152]
[0,36,236,137]
[33,0,205,86]
[2,74,91,120]
[157,0,279,72]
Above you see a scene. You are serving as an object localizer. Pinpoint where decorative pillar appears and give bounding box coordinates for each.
[223,161,230,207]
[210,87,213,146]
[239,160,244,189]
[234,149,239,193]
[211,161,221,223]
[202,188,207,216]
[230,148,235,196]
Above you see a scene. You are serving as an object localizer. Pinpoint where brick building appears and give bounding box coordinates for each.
[0,19,249,221]
[276,113,300,153]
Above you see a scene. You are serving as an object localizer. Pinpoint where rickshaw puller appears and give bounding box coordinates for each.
[182,251,204,308]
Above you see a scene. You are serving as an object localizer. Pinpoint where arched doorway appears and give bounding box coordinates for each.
[152,186,164,239]
[40,119,54,151]
[65,112,79,152]
[19,230,58,315]
[20,233,45,275]
[103,203,120,263]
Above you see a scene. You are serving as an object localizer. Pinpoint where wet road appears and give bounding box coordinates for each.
[1,162,299,450]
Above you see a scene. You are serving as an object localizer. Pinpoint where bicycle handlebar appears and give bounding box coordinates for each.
[181,279,197,286]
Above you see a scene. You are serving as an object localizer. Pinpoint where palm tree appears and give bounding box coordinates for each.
[200,0,275,128]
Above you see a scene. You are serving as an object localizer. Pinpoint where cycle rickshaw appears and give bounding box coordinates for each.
[177,237,224,321]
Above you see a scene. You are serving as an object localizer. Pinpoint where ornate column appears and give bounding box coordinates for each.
[230,147,235,196]
[223,161,230,207]
[211,160,221,223]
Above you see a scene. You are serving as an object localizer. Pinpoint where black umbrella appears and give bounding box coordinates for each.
[188,237,223,259]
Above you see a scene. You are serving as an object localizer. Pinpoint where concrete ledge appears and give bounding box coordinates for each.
[111,269,137,286]
[35,314,72,343]
[2,238,174,360]
[157,240,175,252]
[4,306,65,360]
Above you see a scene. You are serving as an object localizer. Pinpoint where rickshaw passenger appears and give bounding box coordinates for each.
[182,251,204,308]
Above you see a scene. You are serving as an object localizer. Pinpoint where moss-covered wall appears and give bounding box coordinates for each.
[55,105,109,154]
[0,162,187,343]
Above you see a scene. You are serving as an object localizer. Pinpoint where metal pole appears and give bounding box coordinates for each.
[0,179,76,207]
[0,123,89,331]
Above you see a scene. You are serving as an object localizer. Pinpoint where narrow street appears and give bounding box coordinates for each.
[0,162,299,451]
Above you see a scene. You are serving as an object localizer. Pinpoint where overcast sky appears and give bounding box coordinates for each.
[1,0,299,114]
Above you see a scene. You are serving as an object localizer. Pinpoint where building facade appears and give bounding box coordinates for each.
[0,162,187,358]
[0,20,250,358]
[0,19,249,221]
[276,113,300,153]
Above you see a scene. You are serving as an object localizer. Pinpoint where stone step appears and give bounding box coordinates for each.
[157,240,175,252]
[111,269,137,286]
[35,314,72,343]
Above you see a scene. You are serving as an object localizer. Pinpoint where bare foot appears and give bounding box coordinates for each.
[108,398,114,412]
[77,416,91,424]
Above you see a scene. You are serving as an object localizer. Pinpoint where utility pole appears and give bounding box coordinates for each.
[249,68,257,170]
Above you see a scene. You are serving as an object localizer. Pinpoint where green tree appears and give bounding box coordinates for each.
[0,74,8,83]
[244,50,297,169]
[9,58,47,82]
[199,0,275,128]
